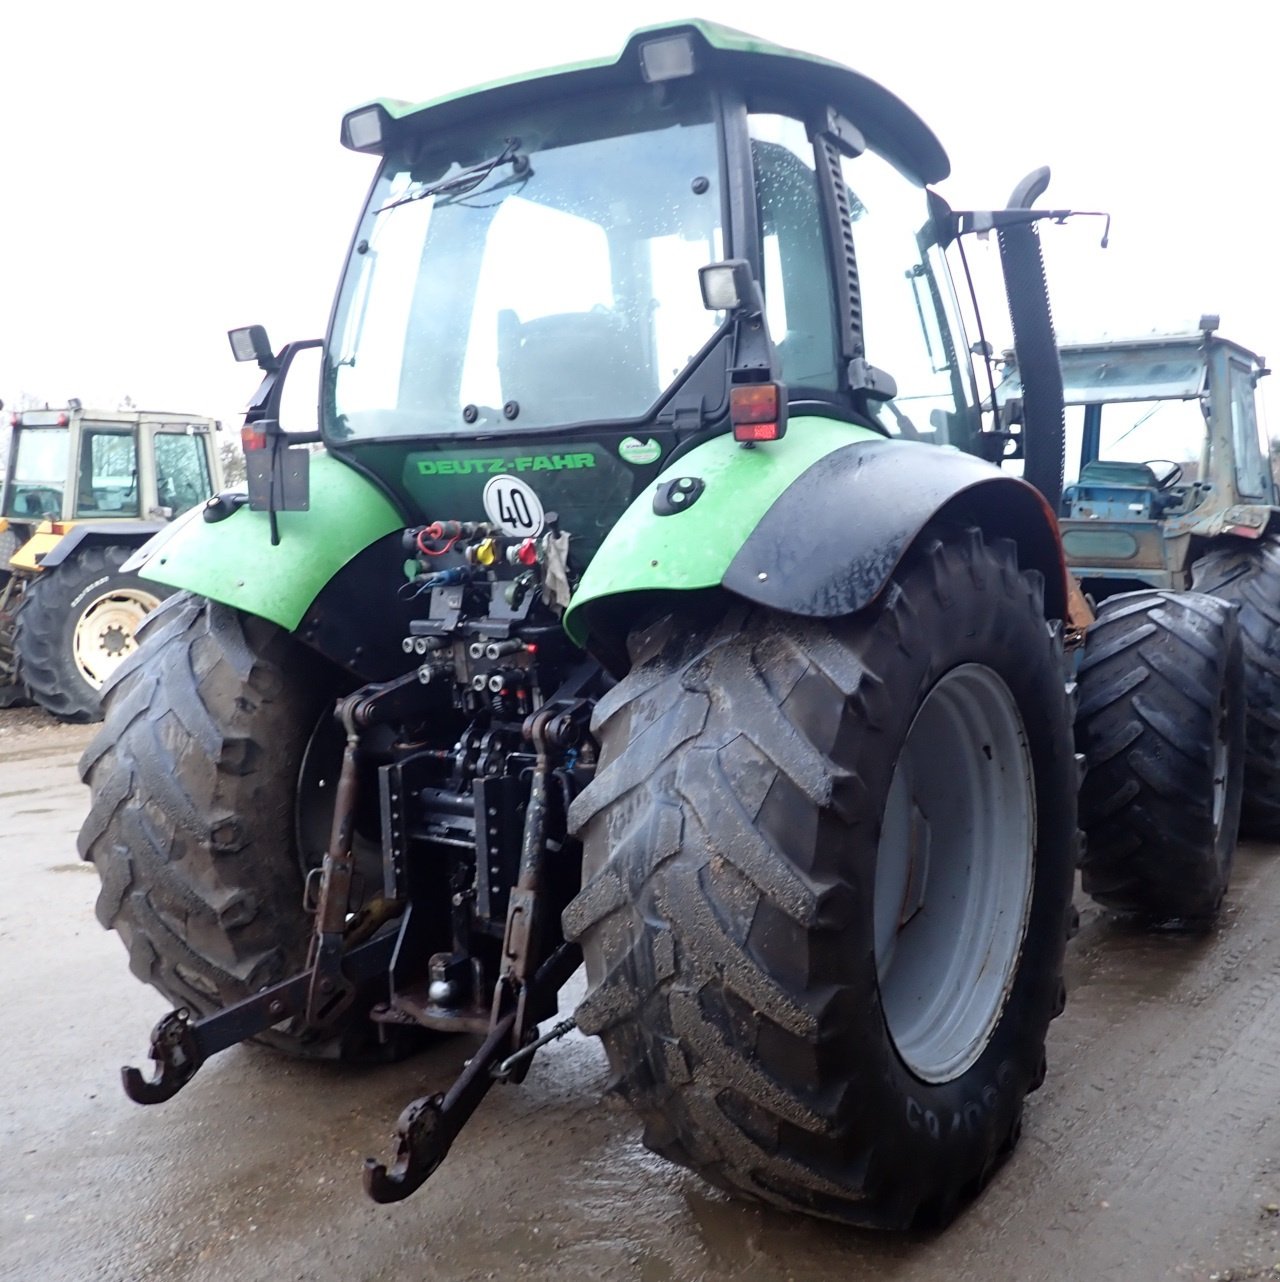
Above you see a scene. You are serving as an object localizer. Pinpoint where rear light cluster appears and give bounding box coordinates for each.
[730,382,787,443]
[241,426,268,451]
[9,411,70,426]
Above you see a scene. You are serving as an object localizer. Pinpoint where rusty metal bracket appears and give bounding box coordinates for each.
[305,697,365,1027]
[491,698,594,1053]
[363,939,582,1203]
[121,931,398,1105]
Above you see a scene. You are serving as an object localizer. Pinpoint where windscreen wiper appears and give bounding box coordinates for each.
[376,138,529,215]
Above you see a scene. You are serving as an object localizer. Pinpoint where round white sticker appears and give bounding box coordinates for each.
[483,474,545,538]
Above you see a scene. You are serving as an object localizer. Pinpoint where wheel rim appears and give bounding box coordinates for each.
[873,663,1036,1083]
[72,587,162,689]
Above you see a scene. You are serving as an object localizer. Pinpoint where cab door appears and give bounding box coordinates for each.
[72,421,141,518]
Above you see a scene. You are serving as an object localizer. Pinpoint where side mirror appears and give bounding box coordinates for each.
[237,337,324,542]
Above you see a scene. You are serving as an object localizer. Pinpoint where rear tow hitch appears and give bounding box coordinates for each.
[363,940,581,1203]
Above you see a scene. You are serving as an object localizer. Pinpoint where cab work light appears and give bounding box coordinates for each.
[638,33,697,83]
[699,259,754,313]
[731,383,787,443]
[342,105,387,153]
[228,325,273,365]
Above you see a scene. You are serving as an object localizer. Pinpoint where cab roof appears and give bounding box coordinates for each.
[342,19,949,186]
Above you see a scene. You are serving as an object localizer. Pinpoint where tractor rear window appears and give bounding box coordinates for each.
[3,427,68,519]
[1063,399,1208,488]
[327,83,723,438]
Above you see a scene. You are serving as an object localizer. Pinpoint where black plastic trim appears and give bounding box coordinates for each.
[723,438,1067,620]
[35,521,165,569]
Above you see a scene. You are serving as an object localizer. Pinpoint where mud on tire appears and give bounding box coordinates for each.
[78,592,396,1059]
[1193,536,1280,839]
[1076,590,1244,923]
[563,528,1079,1229]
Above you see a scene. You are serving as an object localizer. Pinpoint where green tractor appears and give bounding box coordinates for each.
[78,22,1241,1228]
[0,405,221,720]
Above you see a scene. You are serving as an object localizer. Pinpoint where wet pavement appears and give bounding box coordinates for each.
[4,707,1280,1281]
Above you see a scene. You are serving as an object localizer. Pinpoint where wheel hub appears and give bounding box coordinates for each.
[73,588,162,689]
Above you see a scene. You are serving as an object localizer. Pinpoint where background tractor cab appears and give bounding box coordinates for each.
[997,320,1273,597]
[0,405,221,720]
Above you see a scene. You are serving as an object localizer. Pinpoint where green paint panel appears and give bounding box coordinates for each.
[564,417,882,643]
[141,453,401,631]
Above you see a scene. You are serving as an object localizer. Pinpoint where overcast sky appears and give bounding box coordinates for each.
[3,0,1276,433]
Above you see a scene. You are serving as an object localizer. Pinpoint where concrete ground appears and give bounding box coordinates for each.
[3,705,1280,1282]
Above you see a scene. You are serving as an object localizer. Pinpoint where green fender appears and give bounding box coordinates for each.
[565,417,1067,653]
[135,454,402,631]
[564,417,882,645]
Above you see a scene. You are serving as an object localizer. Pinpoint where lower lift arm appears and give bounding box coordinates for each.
[120,681,592,1206]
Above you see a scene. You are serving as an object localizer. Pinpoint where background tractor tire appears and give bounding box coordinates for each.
[0,570,31,707]
[564,528,1079,1229]
[78,592,401,1061]
[1075,591,1244,923]
[13,543,168,722]
[1193,536,1280,838]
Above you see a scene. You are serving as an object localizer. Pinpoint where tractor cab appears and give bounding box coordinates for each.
[997,326,1273,594]
[3,407,218,531]
[0,406,221,719]
[233,20,1009,571]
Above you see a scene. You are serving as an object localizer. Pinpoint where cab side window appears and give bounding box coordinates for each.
[749,115,840,393]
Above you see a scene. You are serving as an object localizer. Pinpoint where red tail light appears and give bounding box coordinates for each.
[241,426,267,451]
[731,383,786,443]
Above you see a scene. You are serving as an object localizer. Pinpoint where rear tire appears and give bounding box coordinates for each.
[1193,536,1280,838]
[14,544,167,722]
[564,528,1079,1228]
[78,592,400,1060]
[1075,591,1244,923]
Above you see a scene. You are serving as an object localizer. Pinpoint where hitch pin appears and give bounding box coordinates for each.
[492,1017,577,1081]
